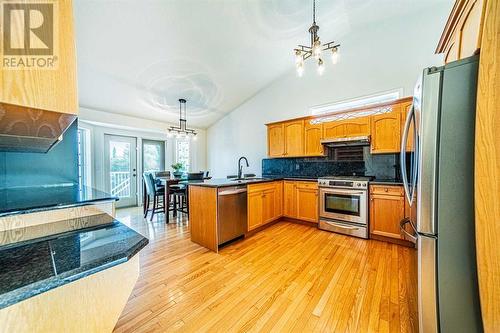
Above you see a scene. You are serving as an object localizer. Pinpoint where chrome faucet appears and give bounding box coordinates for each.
[238,156,249,179]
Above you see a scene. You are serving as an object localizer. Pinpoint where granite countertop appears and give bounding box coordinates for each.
[188,178,277,188]
[0,184,118,217]
[0,214,148,309]
[188,176,320,188]
[370,179,404,185]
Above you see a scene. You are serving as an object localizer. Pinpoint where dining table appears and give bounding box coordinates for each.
[142,176,210,223]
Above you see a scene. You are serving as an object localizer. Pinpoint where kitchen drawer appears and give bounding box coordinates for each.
[248,181,277,193]
[370,185,403,196]
[295,181,318,189]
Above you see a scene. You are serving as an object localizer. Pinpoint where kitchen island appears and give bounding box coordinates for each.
[188,177,319,252]
[0,185,148,333]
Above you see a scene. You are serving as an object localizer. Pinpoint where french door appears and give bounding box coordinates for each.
[104,135,137,208]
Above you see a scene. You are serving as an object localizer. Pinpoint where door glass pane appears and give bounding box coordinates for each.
[143,140,165,172]
[109,141,131,198]
[325,193,360,216]
[176,139,190,171]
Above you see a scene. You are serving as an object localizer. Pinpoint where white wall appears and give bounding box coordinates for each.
[207,7,449,178]
[78,107,207,203]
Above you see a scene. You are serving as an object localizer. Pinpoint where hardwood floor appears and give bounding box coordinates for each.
[114,207,418,333]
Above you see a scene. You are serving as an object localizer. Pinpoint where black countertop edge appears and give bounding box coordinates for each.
[0,185,118,218]
[187,177,320,188]
[0,220,148,310]
[187,178,277,188]
[370,180,404,185]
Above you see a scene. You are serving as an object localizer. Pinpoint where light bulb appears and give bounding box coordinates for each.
[192,134,197,141]
[317,58,325,75]
[331,47,339,64]
[295,50,302,64]
[312,39,322,59]
[296,62,304,77]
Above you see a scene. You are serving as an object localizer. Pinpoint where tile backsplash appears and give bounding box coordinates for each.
[262,147,400,180]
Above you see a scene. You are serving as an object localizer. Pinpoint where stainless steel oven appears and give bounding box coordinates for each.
[318,177,369,239]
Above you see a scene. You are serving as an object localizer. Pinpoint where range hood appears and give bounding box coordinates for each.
[320,135,370,148]
[0,102,77,153]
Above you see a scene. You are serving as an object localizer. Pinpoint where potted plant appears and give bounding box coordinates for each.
[171,162,185,178]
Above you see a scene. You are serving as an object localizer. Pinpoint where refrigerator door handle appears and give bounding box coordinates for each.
[400,218,417,243]
[400,104,414,204]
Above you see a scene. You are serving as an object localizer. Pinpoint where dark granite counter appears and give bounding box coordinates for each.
[0,184,118,217]
[0,214,148,309]
[188,176,320,188]
[188,178,276,188]
[265,175,318,182]
[370,179,404,186]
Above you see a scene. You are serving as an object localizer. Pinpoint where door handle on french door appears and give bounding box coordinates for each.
[400,104,414,204]
[400,218,417,243]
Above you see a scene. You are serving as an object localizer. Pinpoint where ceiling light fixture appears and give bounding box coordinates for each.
[167,99,197,140]
[294,0,340,76]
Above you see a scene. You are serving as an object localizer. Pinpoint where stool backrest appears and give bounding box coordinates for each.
[143,172,155,196]
[154,171,170,178]
[187,172,204,180]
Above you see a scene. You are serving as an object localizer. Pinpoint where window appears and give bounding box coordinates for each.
[176,139,190,172]
[77,128,91,189]
[142,140,165,172]
[310,89,402,115]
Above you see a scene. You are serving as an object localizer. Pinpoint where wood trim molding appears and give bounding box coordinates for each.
[474,0,500,331]
[436,0,470,53]
[265,97,412,126]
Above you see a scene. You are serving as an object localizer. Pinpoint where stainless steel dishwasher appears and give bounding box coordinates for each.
[217,185,247,245]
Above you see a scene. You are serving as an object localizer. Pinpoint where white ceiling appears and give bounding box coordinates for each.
[74,0,451,129]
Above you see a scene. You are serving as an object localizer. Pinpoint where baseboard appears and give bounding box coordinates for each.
[370,233,415,248]
[279,217,318,228]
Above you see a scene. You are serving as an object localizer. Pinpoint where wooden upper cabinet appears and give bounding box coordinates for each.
[304,121,324,156]
[284,120,305,157]
[343,117,370,137]
[371,106,401,154]
[323,117,370,139]
[268,123,285,157]
[323,121,345,139]
[436,0,486,63]
[0,0,78,114]
[401,101,415,152]
[296,183,319,223]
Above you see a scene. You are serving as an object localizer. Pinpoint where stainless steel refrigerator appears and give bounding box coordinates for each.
[400,55,483,332]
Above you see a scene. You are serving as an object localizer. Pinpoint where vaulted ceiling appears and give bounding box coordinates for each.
[74,0,452,128]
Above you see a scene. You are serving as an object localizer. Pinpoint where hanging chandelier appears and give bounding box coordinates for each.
[293,0,340,76]
[167,99,197,140]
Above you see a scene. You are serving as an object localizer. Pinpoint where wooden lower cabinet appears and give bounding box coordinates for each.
[296,183,319,222]
[369,185,410,245]
[247,181,282,231]
[283,181,297,218]
[247,191,264,231]
[283,181,318,223]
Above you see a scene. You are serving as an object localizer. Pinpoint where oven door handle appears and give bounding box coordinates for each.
[320,189,366,196]
[322,221,360,230]
[400,218,417,243]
